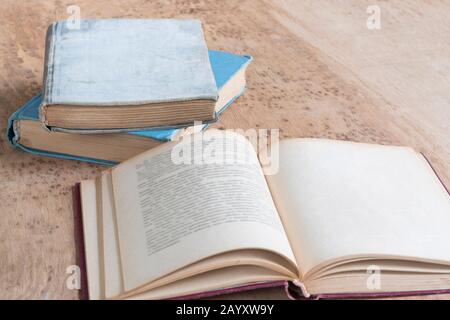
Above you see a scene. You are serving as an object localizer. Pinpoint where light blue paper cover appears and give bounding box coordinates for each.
[42,19,217,107]
[7,50,252,165]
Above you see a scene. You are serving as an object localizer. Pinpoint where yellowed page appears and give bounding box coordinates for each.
[100,171,296,299]
[267,139,450,276]
[111,130,296,291]
[117,249,297,299]
[80,179,101,300]
[127,265,288,300]
[99,172,124,298]
[99,172,296,299]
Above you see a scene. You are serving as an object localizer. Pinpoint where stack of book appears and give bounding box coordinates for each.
[7,19,252,164]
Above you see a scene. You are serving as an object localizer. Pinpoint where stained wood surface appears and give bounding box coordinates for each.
[0,0,448,299]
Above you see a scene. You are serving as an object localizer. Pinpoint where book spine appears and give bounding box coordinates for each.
[292,279,311,298]
[6,109,19,147]
[40,22,58,126]
[11,120,21,145]
[284,280,314,300]
[72,184,89,300]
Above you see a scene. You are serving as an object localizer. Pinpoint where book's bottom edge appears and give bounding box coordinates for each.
[167,281,289,300]
[45,109,218,134]
[12,142,116,166]
[286,282,450,300]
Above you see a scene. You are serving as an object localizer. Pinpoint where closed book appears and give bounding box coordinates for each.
[40,19,218,131]
[7,50,252,165]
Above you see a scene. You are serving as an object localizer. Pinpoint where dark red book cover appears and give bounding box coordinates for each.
[72,183,89,300]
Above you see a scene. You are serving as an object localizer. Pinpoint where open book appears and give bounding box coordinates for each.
[78,130,450,299]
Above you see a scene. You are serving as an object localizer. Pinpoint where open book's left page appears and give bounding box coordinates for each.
[108,130,297,293]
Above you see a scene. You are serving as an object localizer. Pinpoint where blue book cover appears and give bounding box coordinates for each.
[7,50,252,165]
[41,19,219,131]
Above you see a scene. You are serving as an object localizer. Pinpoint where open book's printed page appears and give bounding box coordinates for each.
[111,130,296,291]
[267,139,450,276]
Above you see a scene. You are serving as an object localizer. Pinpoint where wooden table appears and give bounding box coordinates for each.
[0,0,448,299]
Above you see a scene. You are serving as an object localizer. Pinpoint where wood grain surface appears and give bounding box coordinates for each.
[0,0,448,300]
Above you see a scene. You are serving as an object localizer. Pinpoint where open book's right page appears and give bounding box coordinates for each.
[266,139,450,277]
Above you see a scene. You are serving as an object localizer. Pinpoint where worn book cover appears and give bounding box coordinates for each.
[40,19,218,131]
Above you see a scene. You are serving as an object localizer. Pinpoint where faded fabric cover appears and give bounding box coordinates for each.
[42,19,217,106]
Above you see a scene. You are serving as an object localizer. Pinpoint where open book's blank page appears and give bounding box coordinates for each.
[267,139,450,275]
